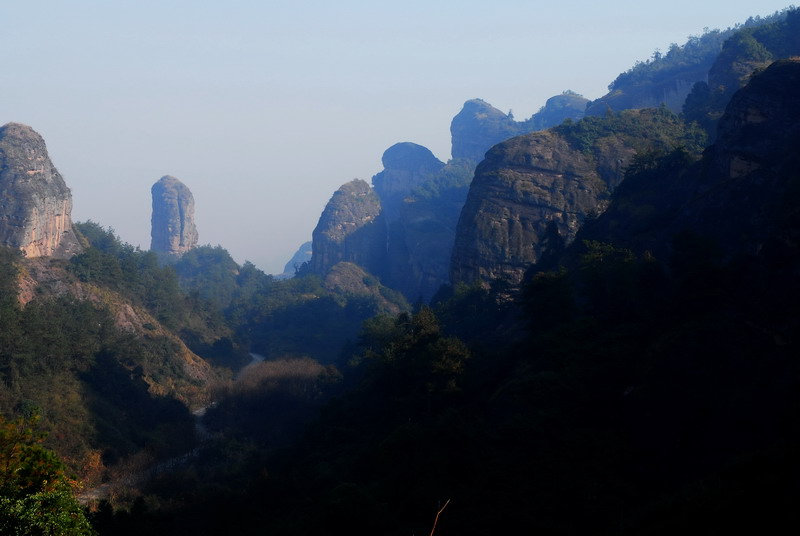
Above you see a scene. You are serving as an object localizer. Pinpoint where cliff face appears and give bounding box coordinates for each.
[0,123,81,258]
[150,175,198,258]
[310,179,386,276]
[450,131,612,286]
[450,108,697,286]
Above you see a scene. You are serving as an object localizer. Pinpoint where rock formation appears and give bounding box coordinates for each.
[450,108,697,287]
[0,123,81,258]
[150,175,198,258]
[310,179,386,276]
[372,142,445,220]
[451,95,588,163]
[528,91,589,130]
[451,99,527,162]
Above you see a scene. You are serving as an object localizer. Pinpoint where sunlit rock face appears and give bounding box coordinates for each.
[450,106,691,287]
[450,129,617,287]
[310,179,387,276]
[0,123,81,258]
[150,175,198,258]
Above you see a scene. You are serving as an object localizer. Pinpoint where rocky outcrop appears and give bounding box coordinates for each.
[528,91,589,130]
[372,142,445,220]
[150,175,198,258]
[450,108,697,286]
[450,131,612,286]
[310,179,386,276]
[0,123,81,258]
[451,95,588,163]
[451,99,527,162]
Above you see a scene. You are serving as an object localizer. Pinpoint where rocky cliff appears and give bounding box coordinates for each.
[450,108,701,286]
[373,143,445,201]
[451,99,527,162]
[0,123,81,258]
[310,179,386,276]
[150,175,198,258]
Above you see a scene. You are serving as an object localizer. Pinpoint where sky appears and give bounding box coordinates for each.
[1,1,793,274]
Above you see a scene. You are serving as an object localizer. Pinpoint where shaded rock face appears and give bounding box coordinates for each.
[680,59,800,254]
[574,60,800,263]
[0,123,81,258]
[381,159,474,301]
[451,99,527,162]
[372,142,445,211]
[310,179,386,276]
[150,175,198,258]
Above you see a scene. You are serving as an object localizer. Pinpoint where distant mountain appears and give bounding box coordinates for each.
[585,9,790,116]
[450,93,588,162]
[281,240,312,276]
[308,92,587,301]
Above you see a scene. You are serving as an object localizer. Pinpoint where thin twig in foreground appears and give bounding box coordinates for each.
[429,499,451,536]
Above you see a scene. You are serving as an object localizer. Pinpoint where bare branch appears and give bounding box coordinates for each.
[429,499,451,536]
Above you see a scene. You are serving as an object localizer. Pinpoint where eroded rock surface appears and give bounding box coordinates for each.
[0,123,81,258]
[150,175,198,258]
[310,179,386,276]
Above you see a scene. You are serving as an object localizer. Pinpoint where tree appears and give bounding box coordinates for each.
[0,413,94,535]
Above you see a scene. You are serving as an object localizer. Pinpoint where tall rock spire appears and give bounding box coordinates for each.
[150,175,198,258]
[0,122,81,258]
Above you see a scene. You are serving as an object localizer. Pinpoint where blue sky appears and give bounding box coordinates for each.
[1,1,793,273]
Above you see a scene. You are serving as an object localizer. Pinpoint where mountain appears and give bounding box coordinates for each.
[450,94,588,162]
[0,123,82,258]
[308,93,587,302]
[578,58,800,263]
[450,107,705,286]
[150,175,198,258]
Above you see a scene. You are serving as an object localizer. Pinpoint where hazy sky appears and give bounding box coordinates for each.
[1,1,792,273]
